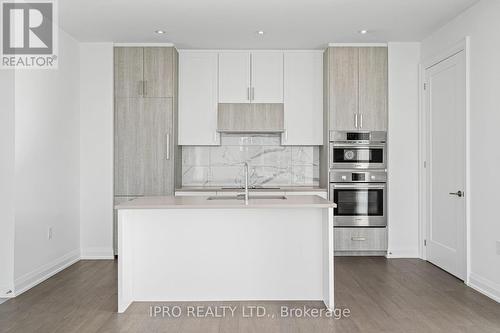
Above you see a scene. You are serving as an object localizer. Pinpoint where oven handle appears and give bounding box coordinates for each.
[331,143,386,148]
[331,184,386,189]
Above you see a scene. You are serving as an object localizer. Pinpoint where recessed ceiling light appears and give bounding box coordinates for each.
[155,30,166,35]
[359,30,369,34]
[256,30,265,36]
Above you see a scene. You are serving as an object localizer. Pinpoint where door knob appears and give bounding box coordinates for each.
[449,190,463,197]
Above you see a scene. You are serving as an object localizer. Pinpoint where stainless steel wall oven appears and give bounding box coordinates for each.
[330,131,387,169]
[329,170,387,227]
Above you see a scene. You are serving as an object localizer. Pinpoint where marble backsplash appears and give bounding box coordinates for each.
[182,134,320,187]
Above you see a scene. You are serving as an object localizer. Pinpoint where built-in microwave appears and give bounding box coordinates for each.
[329,131,387,170]
[329,170,387,227]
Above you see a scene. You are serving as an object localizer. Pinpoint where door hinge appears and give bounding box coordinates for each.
[423,161,427,168]
[424,239,427,246]
[423,83,427,90]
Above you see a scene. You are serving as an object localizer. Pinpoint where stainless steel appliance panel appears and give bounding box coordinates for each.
[329,131,387,170]
[329,170,387,183]
[329,182,387,227]
[329,131,387,143]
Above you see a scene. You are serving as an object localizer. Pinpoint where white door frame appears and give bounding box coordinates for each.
[418,37,471,284]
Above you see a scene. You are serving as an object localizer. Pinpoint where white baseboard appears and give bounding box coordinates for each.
[80,247,114,260]
[468,273,500,303]
[14,249,80,297]
[0,298,8,305]
[386,249,420,258]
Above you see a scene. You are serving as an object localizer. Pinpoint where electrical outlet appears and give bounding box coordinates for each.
[497,241,500,255]
[48,227,53,240]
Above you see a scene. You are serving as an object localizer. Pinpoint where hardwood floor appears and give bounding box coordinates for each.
[1,258,499,332]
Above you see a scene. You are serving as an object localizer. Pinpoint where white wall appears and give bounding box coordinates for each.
[421,0,500,301]
[79,43,114,259]
[13,30,81,295]
[387,43,421,258]
[0,70,16,301]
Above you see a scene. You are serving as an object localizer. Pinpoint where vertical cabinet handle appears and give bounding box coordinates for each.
[354,113,358,128]
[165,133,170,160]
[247,87,250,101]
[360,113,363,129]
[143,80,147,97]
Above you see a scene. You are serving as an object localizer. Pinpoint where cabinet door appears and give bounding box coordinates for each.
[143,98,174,195]
[178,51,219,145]
[358,47,388,131]
[115,98,174,196]
[251,52,284,103]
[218,52,251,103]
[114,98,145,196]
[283,52,323,145]
[329,47,359,131]
[143,47,174,98]
[114,48,143,98]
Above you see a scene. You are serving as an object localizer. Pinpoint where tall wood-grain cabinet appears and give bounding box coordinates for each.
[114,47,179,197]
[327,47,387,131]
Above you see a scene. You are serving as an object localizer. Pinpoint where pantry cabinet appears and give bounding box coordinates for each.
[114,47,178,197]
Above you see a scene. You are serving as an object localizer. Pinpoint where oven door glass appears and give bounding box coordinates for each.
[332,147,384,164]
[334,188,384,216]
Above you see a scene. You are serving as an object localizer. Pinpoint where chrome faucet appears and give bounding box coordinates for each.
[243,162,249,205]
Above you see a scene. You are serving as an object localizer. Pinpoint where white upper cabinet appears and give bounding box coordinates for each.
[218,51,283,103]
[218,52,251,103]
[251,52,284,103]
[283,51,323,145]
[178,51,219,145]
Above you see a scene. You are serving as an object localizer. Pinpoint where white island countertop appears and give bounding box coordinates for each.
[115,195,336,210]
[117,194,335,313]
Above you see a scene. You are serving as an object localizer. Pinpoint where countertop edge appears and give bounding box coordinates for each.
[115,204,336,210]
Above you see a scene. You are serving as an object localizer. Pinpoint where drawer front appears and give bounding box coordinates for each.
[334,227,387,251]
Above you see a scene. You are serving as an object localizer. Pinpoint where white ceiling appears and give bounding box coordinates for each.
[60,0,479,49]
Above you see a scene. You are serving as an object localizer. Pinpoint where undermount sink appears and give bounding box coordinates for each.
[207,195,287,201]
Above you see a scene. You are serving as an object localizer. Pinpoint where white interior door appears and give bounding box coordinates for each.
[425,50,466,280]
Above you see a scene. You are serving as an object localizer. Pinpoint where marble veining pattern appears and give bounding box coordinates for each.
[182,134,319,187]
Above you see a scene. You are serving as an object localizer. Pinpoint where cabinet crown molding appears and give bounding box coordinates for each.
[327,43,387,47]
[114,43,175,47]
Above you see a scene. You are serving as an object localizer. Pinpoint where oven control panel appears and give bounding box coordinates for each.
[329,170,387,183]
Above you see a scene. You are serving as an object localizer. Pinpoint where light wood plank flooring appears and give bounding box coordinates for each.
[1,258,499,333]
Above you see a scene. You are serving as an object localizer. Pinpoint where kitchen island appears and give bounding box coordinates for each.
[115,195,335,313]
